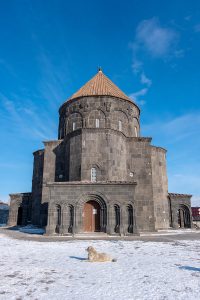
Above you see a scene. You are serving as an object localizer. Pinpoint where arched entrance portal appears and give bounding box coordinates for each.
[178,205,191,228]
[17,206,23,225]
[83,200,101,232]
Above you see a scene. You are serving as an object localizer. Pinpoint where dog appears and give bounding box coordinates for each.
[86,246,117,262]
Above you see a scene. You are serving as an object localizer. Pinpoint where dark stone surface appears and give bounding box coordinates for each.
[8,94,192,235]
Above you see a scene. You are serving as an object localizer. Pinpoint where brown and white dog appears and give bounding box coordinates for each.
[86,246,117,262]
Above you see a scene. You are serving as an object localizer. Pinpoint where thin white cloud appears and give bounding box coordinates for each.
[36,50,70,108]
[194,24,200,32]
[129,88,148,99]
[134,17,178,58]
[143,112,200,143]
[0,92,56,140]
[132,59,143,74]
[129,73,151,105]
[174,49,185,58]
[184,15,192,22]
[140,72,152,87]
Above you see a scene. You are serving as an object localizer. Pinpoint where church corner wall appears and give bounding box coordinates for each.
[128,138,155,232]
[151,146,170,230]
[41,140,64,227]
[31,149,44,225]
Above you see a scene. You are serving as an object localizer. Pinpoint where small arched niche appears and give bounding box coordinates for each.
[110,110,129,134]
[87,110,106,128]
[66,112,83,134]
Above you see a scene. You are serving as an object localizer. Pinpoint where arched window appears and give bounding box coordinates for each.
[127,205,134,233]
[55,205,61,233]
[68,205,74,233]
[114,205,120,233]
[178,205,191,228]
[72,122,76,131]
[96,118,100,128]
[134,126,138,137]
[91,167,97,182]
[119,120,122,131]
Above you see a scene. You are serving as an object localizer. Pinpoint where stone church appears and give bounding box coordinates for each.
[8,69,192,235]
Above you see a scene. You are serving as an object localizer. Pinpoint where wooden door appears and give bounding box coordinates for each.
[83,200,100,232]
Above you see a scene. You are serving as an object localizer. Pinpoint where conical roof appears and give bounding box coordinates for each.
[68,69,132,102]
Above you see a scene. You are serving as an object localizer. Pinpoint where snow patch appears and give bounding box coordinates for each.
[0,236,200,299]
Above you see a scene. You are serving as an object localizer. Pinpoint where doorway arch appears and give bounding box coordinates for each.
[178,205,191,228]
[80,194,107,233]
[83,200,101,232]
[17,206,23,225]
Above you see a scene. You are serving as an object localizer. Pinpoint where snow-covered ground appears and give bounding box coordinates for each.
[141,229,200,236]
[0,234,200,300]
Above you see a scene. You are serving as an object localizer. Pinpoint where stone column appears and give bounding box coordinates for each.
[74,206,81,234]
[7,205,18,226]
[45,205,56,235]
[119,206,127,236]
[122,206,128,235]
[61,206,70,235]
[107,205,115,235]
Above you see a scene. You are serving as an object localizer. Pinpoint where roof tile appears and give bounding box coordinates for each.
[68,70,133,103]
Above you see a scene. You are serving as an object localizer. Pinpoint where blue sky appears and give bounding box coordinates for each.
[0,0,200,205]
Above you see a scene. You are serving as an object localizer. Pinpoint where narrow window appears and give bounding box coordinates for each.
[127,205,134,233]
[73,122,76,131]
[96,118,100,128]
[55,205,61,234]
[134,126,138,137]
[119,120,122,131]
[68,205,74,233]
[114,205,120,233]
[91,167,97,182]
[56,205,61,226]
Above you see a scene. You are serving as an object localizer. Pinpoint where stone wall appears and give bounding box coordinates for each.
[151,146,169,230]
[58,96,140,139]
[127,137,155,231]
[39,131,169,233]
[31,149,44,225]
[44,182,137,235]
[169,193,192,228]
[81,129,128,181]
[7,193,32,226]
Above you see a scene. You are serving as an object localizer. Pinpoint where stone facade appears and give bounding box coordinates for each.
[8,70,192,234]
[8,193,32,226]
[168,193,192,229]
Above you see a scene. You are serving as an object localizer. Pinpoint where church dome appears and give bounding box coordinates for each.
[58,69,140,140]
[63,69,135,105]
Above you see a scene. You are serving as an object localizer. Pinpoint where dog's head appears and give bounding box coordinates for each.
[86,246,96,253]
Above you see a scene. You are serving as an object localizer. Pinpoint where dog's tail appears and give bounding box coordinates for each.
[112,258,117,262]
